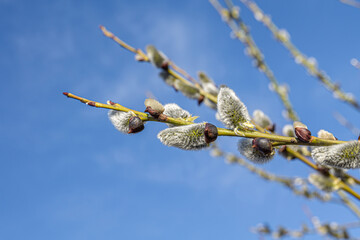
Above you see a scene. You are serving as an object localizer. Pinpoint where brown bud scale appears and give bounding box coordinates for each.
[145,106,162,118]
[197,95,205,106]
[128,116,144,134]
[161,61,169,70]
[252,138,273,155]
[86,101,96,107]
[204,123,218,144]
[295,127,312,143]
[266,123,276,132]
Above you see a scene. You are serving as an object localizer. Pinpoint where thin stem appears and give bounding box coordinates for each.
[337,190,360,219]
[240,0,360,111]
[64,92,360,199]
[212,146,334,202]
[210,0,299,121]
[64,92,350,148]
[168,61,198,84]
[99,25,148,60]
[167,69,218,103]
[286,147,360,201]
[340,182,360,202]
[334,112,360,136]
[99,25,218,105]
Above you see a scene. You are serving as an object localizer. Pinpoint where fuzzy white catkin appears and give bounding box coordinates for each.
[311,141,360,169]
[174,80,201,99]
[198,71,219,95]
[163,103,191,127]
[252,110,272,128]
[308,173,340,192]
[146,45,167,68]
[238,138,274,164]
[198,72,218,110]
[282,124,295,137]
[144,98,164,113]
[217,87,251,129]
[203,98,217,110]
[157,123,208,150]
[159,71,176,87]
[317,129,336,140]
[108,110,133,134]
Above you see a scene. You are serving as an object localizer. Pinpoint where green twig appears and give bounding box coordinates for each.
[240,0,360,112]
[99,25,218,104]
[210,0,300,121]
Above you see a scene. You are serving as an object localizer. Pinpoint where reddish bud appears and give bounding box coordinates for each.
[145,106,161,118]
[197,95,205,105]
[295,127,312,143]
[252,138,273,155]
[63,92,69,96]
[161,61,169,70]
[204,123,218,144]
[86,101,96,107]
[266,123,276,132]
[279,145,287,153]
[128,116,144,134]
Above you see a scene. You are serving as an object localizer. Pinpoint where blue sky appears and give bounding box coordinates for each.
[1,0,360,239]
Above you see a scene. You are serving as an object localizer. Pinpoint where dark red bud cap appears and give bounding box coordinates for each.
[145,106,161,118]
[63,92,69,96]
[204,123,218,144]
[161,61,169,70]
[86,101,96,107]
[128,116,144,134]
[278,145,287,153]
[266,123,276,132]
[295,127,312,143]
[197,95,205,106]
[252,138,273,155]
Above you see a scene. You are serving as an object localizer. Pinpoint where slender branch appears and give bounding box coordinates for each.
[64,91,360,192]
[99,25,148,60]
[210,0,300,121]
[168,61,198,84]
[286,147,360,201]
[211,145,334,203]
[99,25,218,104]
[337,190,360,219]
[63,92,351,147]
[253,218,360,239]
[334,112,360,136]
[340,0,360,8]
[240,0,360,112]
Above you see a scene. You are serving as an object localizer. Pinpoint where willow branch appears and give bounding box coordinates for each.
[285,147,360,201]
[334,112,360,136]
[63,92,352,147]
[64,92,360,196]
[210,0,299,121]
[65,89,360,190]
[241,0,360,112]
[211,145,334,202]
[99,25,217,104]
[340,0,360,8]
[337,190,360,219]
